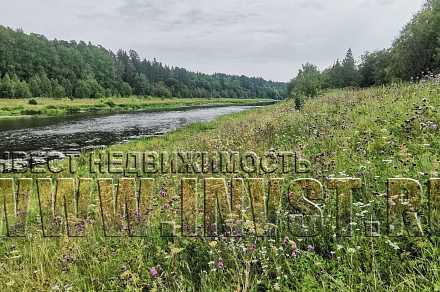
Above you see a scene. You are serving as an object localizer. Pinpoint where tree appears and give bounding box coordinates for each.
[118,81,132,97]
[0,25,288,100]
[341,49,359,87]
[322,60,344,88]
[289,63,322,110]
[289,63,322,98]
[39,73,52,97]
[132,73,150,95]
[152,81,172,97]
[359,50,391,87]
[15,80,32,98]
[29,75,42,97]
[75,79,92,98]
[51,79,66,98]
[0,74,14,97]
[389,0,440,80]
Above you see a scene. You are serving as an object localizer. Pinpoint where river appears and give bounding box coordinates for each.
[0,105,257,171]
[0,105,256,154]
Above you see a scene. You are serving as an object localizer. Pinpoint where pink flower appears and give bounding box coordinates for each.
[149,266,158,278]
[217,260,224,269]
[291,249,297,257]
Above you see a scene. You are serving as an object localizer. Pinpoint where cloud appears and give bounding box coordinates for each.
[297,0,327,10]
[0,0,426,81]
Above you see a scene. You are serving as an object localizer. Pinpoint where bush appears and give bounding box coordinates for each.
[289,63,322,99]
[21,109,41,115]
[28,98,38,105]
[105,99,116,107]
[294,96,304,110]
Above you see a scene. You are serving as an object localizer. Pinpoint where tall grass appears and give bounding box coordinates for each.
[0,82,439,290]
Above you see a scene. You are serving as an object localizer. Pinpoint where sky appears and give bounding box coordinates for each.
[0,0,425,82]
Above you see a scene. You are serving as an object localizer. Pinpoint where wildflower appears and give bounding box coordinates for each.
[149,266,159,279]
[307,244,315,252]
[216,259,224,269]
[431,123,438,130]
[291,249,297,257]
[159,187,167,197]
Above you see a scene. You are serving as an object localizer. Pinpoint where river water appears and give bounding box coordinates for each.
[0,105,256,155]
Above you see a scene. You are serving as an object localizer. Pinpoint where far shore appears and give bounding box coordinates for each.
[0,97,277,119]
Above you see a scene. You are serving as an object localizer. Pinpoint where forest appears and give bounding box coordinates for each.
[0,26,287,99]
[289,0,440,107]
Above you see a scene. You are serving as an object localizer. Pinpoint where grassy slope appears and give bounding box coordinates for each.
[0,97,271,118]
[1,82,440,290]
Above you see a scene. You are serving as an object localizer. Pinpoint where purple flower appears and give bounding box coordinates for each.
[216,260,224,269]
[431,123,438,130]
[307,245,315,252]
[159,188,167,197]
[149,266,158,279]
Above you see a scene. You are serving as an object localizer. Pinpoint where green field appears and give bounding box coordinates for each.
[0,81,440,290]
[0,97,271,118]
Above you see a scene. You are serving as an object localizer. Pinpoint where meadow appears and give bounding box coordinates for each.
[0,97,268,118]
[0,81,440,290]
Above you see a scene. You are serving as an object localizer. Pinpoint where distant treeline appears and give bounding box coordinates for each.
[0,26,287,99]
[289,0,440,105]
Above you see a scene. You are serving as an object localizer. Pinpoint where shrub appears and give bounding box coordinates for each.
[104,99,116,107]
[28,98,38,105]
[289,63,322,99]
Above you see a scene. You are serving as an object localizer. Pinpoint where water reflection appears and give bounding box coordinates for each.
[0,106,255,153]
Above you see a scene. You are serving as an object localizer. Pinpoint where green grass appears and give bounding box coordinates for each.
[0,97,273,118]
[0,82,440,290]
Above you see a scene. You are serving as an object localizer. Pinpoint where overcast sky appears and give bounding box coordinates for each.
[0,0,425,81]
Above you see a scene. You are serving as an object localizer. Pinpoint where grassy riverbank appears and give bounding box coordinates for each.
[1,82,440,290]
[0,97,272,118]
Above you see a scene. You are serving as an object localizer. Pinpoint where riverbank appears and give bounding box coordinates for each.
[1,82,439,290]
[0,97,274,118]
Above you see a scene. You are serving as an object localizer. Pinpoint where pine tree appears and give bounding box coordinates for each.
[0,74,14,97]
[341,49,359,87]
